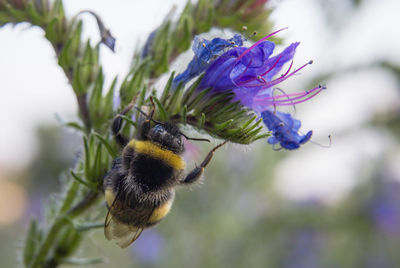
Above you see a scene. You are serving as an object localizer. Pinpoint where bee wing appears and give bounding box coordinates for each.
[104,214,145,248]
[104,192,155,248]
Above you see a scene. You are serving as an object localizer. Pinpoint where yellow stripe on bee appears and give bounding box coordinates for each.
[128,139,185,170]
[149,199,173,223]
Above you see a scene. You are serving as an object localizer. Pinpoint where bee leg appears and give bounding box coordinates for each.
[137,119,151,140]
[112,100,136,147]
[181,141,227,184]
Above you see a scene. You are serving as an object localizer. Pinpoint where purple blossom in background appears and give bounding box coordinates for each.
[112,93,120,111]
[193,29,325,149]
[131,229,165,264]
[368,179,400,236]
[283,228,325,268]
[24,193,45,224]
[173,34,243,88]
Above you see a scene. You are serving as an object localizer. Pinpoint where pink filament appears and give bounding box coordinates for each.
[254,85,325,106]
[256,85,322,101]
[239,60,312,89]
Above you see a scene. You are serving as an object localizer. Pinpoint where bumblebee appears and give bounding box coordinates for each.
[104,99,226,248]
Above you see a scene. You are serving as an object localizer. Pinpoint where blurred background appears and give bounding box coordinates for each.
[1,0,400,267]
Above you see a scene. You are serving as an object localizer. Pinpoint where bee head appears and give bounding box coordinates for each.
[147,123,184,153]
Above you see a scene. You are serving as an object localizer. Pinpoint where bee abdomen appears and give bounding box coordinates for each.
[147,193,175,226]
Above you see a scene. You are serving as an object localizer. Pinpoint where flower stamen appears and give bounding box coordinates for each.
[254,84,326,106]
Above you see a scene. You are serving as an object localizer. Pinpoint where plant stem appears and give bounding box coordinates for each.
[29,183,100,268]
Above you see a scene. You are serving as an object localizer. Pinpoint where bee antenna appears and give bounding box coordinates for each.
[134,106,163,124]
[241,26,257,42]
[148,96,156,121]
[180,132,210,142]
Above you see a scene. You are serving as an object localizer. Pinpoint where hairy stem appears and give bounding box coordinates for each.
[29,187,100,268]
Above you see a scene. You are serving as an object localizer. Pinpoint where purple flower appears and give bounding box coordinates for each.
[283,228,325,268]
[195,29,325,149]
[261,110,312,150]
[173,34,243,88]
[368,180,400,235]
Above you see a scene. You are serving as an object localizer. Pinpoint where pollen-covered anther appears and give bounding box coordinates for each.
[242,26,248,31]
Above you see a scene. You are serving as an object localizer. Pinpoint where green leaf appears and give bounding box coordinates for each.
[92,132,117,158]
[55,224,82,258]
[242,118,263,135]
[26,2,43,25]
[65,122,85,132]
[23,219,40,266]
[59,179,80,213]
[89,70,104,114]
[92,141,103,182]
[253,132,271,141]
[74,222,104,232]
[182,105,188,124]
[241,115,257,130]
[70,170,93,189]
[152,96,168,121]
[83,136,90,181]
[118,114,137,128]
[166,82,184,114]
[69,21,83,59]
[160,72,175,105]
[215,119,233,132]
[119,60,149,106]
[198,113,206,129]
[187,87,211,111]
[103,77,118,120]
[4,3,27,21]
[181,74,204,104]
